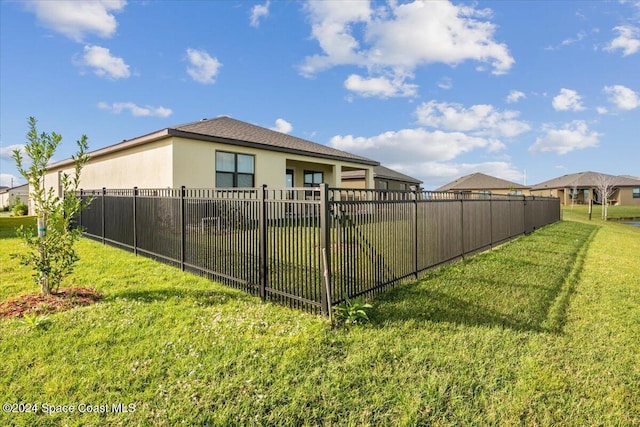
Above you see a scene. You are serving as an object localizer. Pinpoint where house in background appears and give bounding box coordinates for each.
[341,165,422,190]
[44,116,378,192]
[0,184,29,209]
[435,172,530,195]
[530,171,640,205]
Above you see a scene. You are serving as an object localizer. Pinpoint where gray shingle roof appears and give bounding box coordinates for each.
[435,172,529,192]
[170,116,378,166]
[342,165,422,184]
[530,171,640,190]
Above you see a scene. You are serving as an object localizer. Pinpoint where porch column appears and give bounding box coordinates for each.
[334,165,342,188]
[365,167,375,190]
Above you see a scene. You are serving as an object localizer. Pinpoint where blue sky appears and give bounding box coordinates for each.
[1,0,639,190]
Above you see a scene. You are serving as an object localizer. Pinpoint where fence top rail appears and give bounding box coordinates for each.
[78,187,558,202]
[328,188,559,202]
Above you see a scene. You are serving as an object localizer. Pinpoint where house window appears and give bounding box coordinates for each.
[377,180,388,190]
[303,171,323,201]
[508,190,523,196]
[303,171,323,187]
[633,188,640,199]
[285,169,294,188]
[216,152,254,188]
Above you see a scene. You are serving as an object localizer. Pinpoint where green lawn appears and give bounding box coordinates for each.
[562,203,640,221]
[0,215,35,238]
[1,218,638,426]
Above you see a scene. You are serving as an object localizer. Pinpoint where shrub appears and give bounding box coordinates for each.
[12,201,28,216]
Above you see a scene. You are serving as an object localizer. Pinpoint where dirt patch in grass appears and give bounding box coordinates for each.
[0,287,102,319]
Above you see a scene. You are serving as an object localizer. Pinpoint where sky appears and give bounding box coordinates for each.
[1,0,639,190]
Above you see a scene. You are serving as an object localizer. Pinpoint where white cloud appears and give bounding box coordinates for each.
[400,161,524,189]
[415,101,530,138]
[506,90,526,104]
[603,85,640,110]
[1,173,24,188]
[529,120,601,155]
[270,118,293,134]
[545,31,586,50]
[552,88,585,111]
[25,0,126,42]
[80,45,130,79]
[596,106,609,115]
[186,48,222,84]
[98,101,172,118]
[250,1,270,28]
[301,0,513,98]
[330,128,499,165]
[344,74,418,98]
[437,77,453,90]
[605,25,640,56]
[0,144,26,160]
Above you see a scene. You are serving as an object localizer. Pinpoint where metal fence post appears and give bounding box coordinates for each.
[460,193,465,258]
[259,184,267,301]
[489,195,493,248]
[319,183,331,316]
[101,187,106,244]
[413,189,418,279]
[180,186,186,271]
[523,195,527,234]
[133,187,138,255]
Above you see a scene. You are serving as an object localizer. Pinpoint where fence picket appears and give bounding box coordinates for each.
[76,187,560,315]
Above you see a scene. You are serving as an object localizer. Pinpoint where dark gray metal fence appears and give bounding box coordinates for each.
[78,186,560,315]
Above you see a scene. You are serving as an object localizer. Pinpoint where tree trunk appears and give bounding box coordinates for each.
[37,216,51,295]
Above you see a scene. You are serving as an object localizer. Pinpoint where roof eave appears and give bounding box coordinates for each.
[167,129,379,167]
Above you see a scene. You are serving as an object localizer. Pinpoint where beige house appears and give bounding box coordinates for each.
[44,116,378,192]
[435,172,530,195]
[0,184,29,209]
[530,171,640,206]
[341,165,422,190]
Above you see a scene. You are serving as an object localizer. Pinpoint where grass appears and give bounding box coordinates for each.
[562,203,640,221]
[0,215,35,238]
[1,217,639,425]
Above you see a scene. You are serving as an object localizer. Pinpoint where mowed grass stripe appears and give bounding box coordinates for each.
[1,219,638,426]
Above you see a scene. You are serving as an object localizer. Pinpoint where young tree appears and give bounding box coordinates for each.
[570,182,579,210]
[11,117,90,295]
[594,173,617,221]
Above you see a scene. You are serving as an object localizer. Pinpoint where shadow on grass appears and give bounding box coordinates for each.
[369,221,599,334]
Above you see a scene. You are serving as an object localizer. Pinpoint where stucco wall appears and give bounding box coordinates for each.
[43,136,375,192]
[0,186,29,208]
[45,139,174,191]
[172,137,370,189]
[619,187,640,205]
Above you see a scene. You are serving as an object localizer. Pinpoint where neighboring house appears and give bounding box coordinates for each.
[0,184,29,209]
[530,171,640,206]
[44,116,378,192]
[435,172,530,195]
[341,165,423,190]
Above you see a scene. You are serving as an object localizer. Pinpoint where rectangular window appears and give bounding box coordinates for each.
[633,188,640,199]
[303,170,323,201]
[215,152,255,188]
[377,180,388,190]
[303,171,323,187]
[285,169,294,188]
